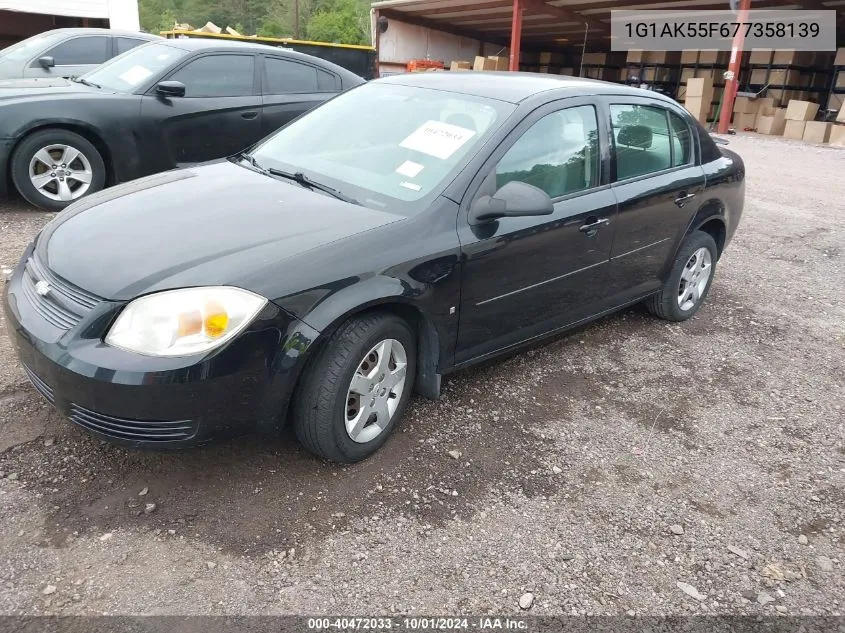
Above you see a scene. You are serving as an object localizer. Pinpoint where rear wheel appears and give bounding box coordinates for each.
[11,129,106,211]
[646,230,718,321]
[293,312,416,463]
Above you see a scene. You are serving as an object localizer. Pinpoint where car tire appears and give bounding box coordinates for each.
[645,230,718,322]
[11,129,106,211]
[293,312,417,463]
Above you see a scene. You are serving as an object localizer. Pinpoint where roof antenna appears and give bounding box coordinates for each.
[579,22,588,77]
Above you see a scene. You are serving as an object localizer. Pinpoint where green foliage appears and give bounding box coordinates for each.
[137,0,370,44]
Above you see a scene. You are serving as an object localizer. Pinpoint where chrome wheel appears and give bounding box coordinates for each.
[28,144,93,202]
[677,247,712,311]
[345,338,408,443]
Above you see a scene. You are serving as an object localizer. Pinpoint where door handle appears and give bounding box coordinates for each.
[674,192,696,207]
[241,111,259,120]
[579,217,610,233]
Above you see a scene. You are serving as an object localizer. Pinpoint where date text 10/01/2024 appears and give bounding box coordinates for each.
[307,618,529,630]
[624,21,820,38]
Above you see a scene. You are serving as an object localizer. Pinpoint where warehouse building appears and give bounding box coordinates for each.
[371,0,845,142]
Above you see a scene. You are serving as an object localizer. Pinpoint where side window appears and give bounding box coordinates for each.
[41,36,109,66]
[115,37,147,56]
[610,104,672,181]
[317,69,338,91]
[169,55,255,97]
[669,111,693,166]
[264,58,321,93]
[495,105,599,199]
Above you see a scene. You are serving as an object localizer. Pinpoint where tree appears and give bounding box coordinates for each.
[306,0,369,45]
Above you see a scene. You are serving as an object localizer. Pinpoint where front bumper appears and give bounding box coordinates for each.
[2,255,318,449]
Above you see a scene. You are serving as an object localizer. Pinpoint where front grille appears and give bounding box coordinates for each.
[68,404,198,442]
[20,255,101,330]
[22,364,55,405]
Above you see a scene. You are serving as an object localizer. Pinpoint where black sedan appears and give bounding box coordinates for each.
[3,73,745,463]
[0,38,363,211]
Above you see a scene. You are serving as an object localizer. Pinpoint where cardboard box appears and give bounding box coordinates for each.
[736,112,758,130]
[684,96,710,120]
[834,47,845,66]
[558,67,575,76]
[783,119,807,140]
[686,77,714,98]
[680,50,698,64]
[642,67,670,82]
[582,52,607,65]
[680,67,696,82]
[733,97,759,114]
[829,124,845,146]
[539,51,564,65]
[838,106,845,123]
[749,49,773,64]
[627,50,645,64]
[487,56,509,71]
[768,69,801,86]
[473,56,496,71]
[772,50,813,66]
[538,65,551,74]
[646,51,680,64]
[785,99,819,121]
[836,71,845,89]
[756,108,787,135]
[698,50,728,65]
[802,121,832,143]
[755,97,775,112]
[695,68,716,81]
[826,92,843,112]
[449,61,471,71]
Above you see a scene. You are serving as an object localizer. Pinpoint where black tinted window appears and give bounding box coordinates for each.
[669,111,693,166]
[115,37,147,56]
[611,104,672,181]
[43,36,109,65]
[317,69,337,91]
[264,58,323,93]
[169,55,255,97]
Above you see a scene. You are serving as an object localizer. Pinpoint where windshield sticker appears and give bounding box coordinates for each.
[395,160,424,178]
[118,65,154,85]
[399,120,476,160]
[400,181,422,192]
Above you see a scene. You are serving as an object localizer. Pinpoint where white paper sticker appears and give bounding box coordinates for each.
[399,120,476,160]
[395,160,424,178]
[118,65,154,86]
[400,181,422,191]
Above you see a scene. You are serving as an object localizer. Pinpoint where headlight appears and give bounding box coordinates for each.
[105,287,267,357]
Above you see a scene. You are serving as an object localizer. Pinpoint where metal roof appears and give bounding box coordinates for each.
[371,0,845,48]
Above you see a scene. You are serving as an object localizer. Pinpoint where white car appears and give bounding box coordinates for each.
[0,28,161,80]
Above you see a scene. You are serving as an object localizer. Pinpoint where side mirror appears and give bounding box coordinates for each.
[156,80,186,98]
[37,56,55,69]
[469,180,554,223]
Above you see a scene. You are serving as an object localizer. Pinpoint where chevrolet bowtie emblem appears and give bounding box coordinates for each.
[34,280,51,296]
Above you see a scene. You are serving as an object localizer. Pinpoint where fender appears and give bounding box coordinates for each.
[276,274,452,400]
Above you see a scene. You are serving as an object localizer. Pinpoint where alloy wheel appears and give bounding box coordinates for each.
[344,338,408,443]
[677,247,712,311]
[28,144,93,202]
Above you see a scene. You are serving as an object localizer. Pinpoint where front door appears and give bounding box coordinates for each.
[140,53,263,167]
[455,99,617,365]
[603,99,706,302]
[260,55,336,136]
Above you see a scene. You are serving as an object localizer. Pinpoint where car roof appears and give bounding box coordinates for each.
[40,28,161,39]
[377,71,677,106]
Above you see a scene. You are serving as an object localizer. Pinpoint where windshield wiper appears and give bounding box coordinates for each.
[266,167,360,206]
[70,76,101,88]
[236,151,270,174]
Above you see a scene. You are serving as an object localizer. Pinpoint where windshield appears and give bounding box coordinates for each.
[0,31,67,62]
[251,82,514,213]
[81,42,188,92]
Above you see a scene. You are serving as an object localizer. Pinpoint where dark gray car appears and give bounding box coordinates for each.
[0,28,161,80]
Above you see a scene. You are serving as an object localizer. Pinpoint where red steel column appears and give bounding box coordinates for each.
[509,0,523,71]
[718,0,752,133]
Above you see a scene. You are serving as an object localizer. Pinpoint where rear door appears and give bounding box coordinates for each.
[604,98,705,302]
[260,55,338,136]
[140,53,262,166]
[25,35,110,78]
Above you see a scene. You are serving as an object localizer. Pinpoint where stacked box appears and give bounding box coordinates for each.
[450,61,471,72]
[829,125,845,146]
[756,107,787,135]
[785,100,819,121]
[684,78,714,123]
[802,121,832,143]
[473,56,508,71]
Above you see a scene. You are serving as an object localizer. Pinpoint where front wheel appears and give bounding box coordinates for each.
[292,313,416,463]
[645,231,718,321]
[11,129,106,211]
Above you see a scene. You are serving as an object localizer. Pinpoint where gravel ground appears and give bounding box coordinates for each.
[0,134,843,617]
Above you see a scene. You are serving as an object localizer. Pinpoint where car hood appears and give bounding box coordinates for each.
[37,161,404,301]
[0,77,96,100]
